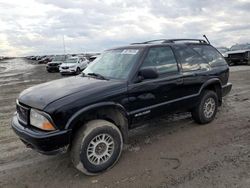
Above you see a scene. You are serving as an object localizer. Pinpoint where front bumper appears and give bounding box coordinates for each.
[222,83,232,97]
[11,114,71,155]
[46,66,60,72]
[59,68,76,74]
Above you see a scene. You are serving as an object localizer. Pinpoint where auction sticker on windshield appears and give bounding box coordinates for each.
[121,49,139,54]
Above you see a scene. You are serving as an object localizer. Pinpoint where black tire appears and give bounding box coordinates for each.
[76,67,81,75]
[70,120,123,175]
[192,90,218,124]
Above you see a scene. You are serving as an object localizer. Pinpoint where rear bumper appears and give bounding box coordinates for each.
[222,83,232,97]
[11,114,71,155]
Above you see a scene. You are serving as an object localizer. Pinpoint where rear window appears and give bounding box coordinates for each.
[190,44,227,67]
[172,45,207,72]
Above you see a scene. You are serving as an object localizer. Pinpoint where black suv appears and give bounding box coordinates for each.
[12,39,232,175]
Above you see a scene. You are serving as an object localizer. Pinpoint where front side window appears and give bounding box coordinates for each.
[190,44,227,67]
[83,49,141,80]
[173,45,205,72]
[141,46,178,74]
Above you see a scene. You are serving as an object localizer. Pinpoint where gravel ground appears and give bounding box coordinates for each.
[0,58,250,188]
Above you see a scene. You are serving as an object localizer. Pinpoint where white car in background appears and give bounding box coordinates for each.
[59,57,89,75]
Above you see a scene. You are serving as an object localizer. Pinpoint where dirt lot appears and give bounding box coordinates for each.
[0,58,250,188]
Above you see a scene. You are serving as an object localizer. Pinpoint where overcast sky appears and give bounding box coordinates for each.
[0,0,249,56]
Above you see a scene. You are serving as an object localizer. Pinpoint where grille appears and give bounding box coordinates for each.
[229,53,244,59]
[49,63,58,66]
[16,103,29,124]
[62,67,69,69]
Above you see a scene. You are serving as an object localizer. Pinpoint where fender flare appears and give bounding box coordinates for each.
[65,102,129,142]
[198,78,223,103]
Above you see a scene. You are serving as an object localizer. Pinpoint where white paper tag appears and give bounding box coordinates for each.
[121,49,139,55]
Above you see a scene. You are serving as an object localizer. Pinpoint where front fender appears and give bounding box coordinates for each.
[65,102,129,143]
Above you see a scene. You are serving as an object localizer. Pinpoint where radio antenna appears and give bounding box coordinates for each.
[203,35,210,44]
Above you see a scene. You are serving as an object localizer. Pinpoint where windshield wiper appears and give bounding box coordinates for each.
[87,72,109,80]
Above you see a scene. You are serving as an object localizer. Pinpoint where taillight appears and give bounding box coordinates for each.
[247,51,250,58]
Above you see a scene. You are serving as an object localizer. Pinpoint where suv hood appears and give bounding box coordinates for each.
[18,76,125,110]
[48,61,63,65]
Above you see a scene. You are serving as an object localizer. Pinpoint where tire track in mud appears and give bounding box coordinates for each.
[0,59,62,175]
[159,150,250,188]
[157,111,250,187]
[107,122,250,188]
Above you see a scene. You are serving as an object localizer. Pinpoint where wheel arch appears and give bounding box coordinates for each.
[66,102,129,143]
[199,78,222,105]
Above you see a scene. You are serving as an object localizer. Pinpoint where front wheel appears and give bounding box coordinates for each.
[192,90,218,124]
[70,120,123,175]
[76,67,81,75]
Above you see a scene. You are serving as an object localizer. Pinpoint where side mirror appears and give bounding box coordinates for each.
[138,67,158,81]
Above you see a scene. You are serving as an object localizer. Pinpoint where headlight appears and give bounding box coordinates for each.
[30,109,56,131]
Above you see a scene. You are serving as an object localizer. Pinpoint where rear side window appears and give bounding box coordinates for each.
[141,46,178,74]
[190,45,227,67]
[172,45,206,72]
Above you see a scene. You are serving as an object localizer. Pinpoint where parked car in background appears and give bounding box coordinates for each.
[226,43,250,65]
[46,55,67,72]
[88,55,99,62]
[59,56,89,75]
[216,47,229,58]
[38,56,52,64]
[12,38,232,175]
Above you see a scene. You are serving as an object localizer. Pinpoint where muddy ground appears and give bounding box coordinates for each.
[0,58,250,188]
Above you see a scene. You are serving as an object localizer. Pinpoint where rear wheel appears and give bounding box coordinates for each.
[70,120,123,175]
[192,90,218,124]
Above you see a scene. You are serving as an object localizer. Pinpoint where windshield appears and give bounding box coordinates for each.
[65,59,78,64]
[83,49,141,80]
[53,55,66,61]
[230,44,250,51]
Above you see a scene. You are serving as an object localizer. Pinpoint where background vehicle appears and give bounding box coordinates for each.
[88,55,99,62]
[226,43,250,65]
[38,56,52,64]
[46,55,67,72]
[59,56,89,75]
[12,39,232,175]
[216,47,229,58]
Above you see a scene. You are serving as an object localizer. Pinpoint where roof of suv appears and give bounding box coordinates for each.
[109,38,210,50]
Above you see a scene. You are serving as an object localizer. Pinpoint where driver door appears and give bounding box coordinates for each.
[128,46,184,123]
